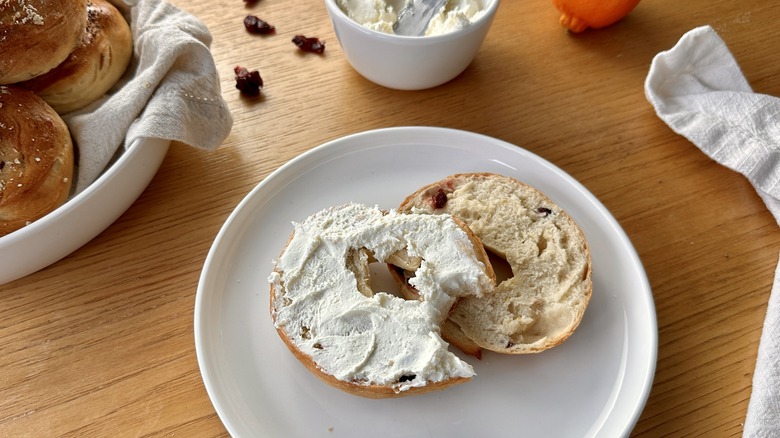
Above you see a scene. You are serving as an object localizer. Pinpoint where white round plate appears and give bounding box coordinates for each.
[195,127,657,438]
[0,138,169,285]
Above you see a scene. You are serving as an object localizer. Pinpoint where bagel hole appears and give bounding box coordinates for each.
[486,248,514,285]
[369,262,405,298]
[390,266,421,300]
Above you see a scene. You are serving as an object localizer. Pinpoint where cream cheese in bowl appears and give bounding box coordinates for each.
[336,0,488,37]
[325,0,499,89]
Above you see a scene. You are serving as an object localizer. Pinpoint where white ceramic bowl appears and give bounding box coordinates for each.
[325,0,500,90]
[0,138,169,285]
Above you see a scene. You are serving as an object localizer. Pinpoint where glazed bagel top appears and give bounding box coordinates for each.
[20,0,133,114]
[269,203,495,396]
[0,0,88,84]
[0,85,74,236]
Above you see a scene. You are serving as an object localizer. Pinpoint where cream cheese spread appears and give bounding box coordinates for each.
[335,0,488,37]
[269,203,493,393]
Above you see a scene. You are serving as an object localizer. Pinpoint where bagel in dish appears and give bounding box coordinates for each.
[0,0,88,84]
[396,173,592,356]
[19,0,133,114]
[0,85,74,236]
[269,203,495,398]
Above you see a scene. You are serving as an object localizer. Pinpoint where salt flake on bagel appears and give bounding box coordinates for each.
[269,203,495,398]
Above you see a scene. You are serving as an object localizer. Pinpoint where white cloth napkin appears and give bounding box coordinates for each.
[645,25,780,437]
[63,0,233,193]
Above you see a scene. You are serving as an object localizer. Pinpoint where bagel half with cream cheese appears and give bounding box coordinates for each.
[396,173,592,356]
[269,203,495,398]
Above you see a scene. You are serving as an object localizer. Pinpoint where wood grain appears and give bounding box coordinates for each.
[1,0,779,436]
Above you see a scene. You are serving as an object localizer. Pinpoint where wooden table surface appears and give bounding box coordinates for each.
[3,0,780,436]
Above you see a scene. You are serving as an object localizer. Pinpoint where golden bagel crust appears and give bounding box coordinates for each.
[19,0,132,114]
[397,173,593,356]
[0,85,74,236]
[269,209,495,398]
[0,0,88,84]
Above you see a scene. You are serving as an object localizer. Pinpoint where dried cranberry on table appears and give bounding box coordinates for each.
[234,66,263,96]
[292,35,325,54]
[244,15,275,34]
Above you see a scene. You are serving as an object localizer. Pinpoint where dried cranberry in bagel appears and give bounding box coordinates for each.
[432,188,448,209]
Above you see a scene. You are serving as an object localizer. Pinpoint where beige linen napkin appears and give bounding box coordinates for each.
[645,25,780,437]
[64,0,233,193]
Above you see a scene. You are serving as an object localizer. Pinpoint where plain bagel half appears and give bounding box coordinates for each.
[396,173,592,356]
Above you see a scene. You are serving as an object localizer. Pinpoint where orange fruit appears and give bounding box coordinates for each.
[552,0,642,33]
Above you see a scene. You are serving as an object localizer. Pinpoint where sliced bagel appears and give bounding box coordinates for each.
[269,203,495,398]
[396,173,592,355]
